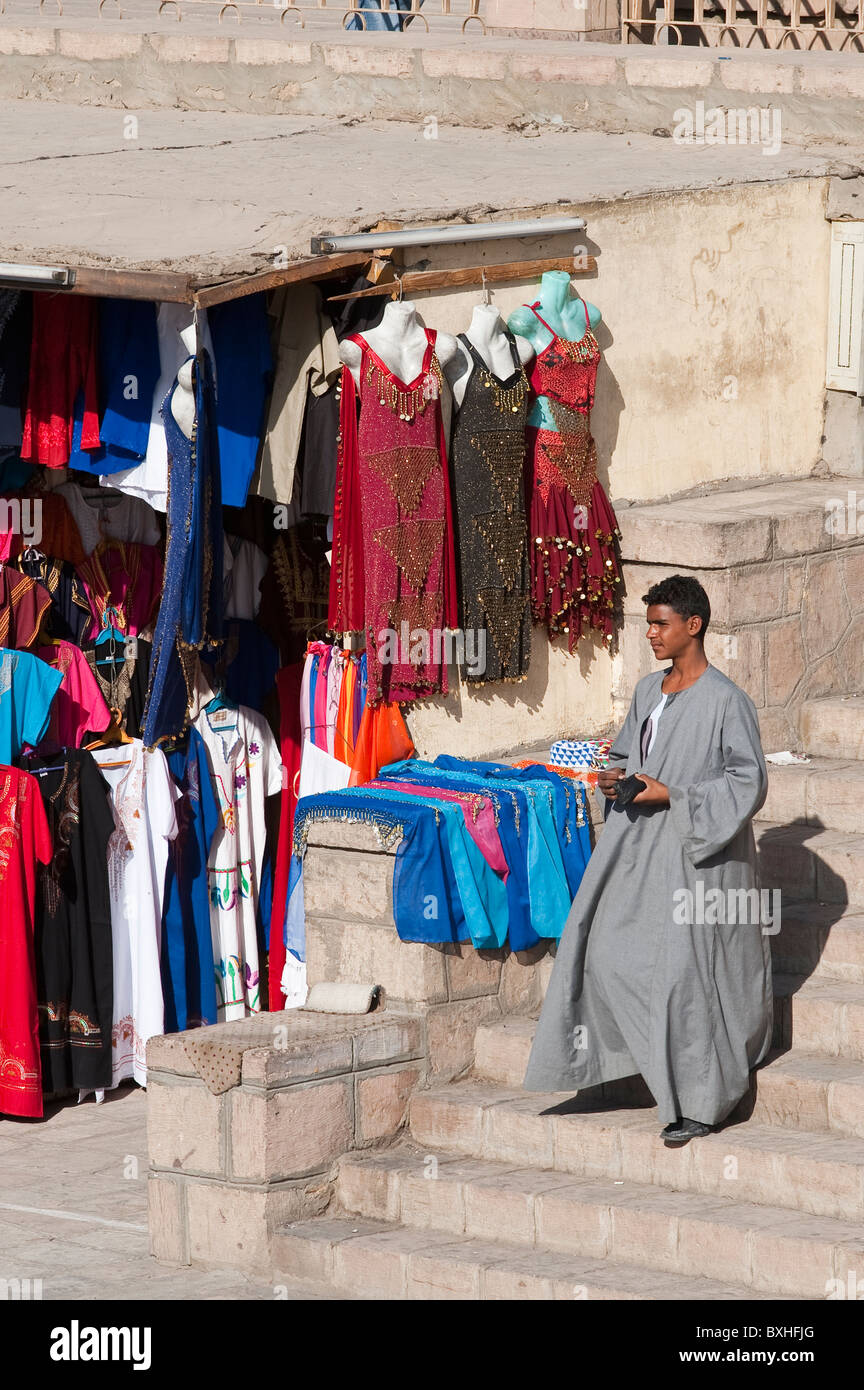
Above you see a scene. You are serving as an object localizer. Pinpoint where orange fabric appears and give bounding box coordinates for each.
[334,654,356,765]
[348,700,415,787]
[511,758,599,789]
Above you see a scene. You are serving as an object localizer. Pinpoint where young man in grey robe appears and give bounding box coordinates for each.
[524,575,773,1144]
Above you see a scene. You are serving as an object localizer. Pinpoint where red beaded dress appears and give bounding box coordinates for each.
[525,299,622,652]
[329,329,458,704]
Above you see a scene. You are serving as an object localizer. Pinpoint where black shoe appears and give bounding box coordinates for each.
[661,1116,713,1144]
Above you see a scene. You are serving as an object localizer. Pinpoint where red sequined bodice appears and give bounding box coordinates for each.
[526,300,600,413]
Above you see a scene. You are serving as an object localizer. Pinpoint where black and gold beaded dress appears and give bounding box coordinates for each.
[449,330,531,684]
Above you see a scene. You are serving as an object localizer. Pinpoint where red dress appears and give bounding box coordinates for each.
[329,330,458,704]
[0,766,52,1117]
[525,300,622,652]
[21,296,101,469]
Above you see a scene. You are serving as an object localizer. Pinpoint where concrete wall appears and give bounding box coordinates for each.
[2,30,864,147]
[397,177,830,755]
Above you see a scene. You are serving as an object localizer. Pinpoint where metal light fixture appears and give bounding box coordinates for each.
[311,216,587,256]
[0,262,74,288]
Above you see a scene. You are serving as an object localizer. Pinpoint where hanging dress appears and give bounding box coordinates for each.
[525,299,622,652]
[25,749,115,1093]
[329,329,458,704]
[449,330,531,684]
[0,767,52,1117]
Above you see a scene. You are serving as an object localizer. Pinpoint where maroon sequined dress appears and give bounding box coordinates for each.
[525,300,622,653]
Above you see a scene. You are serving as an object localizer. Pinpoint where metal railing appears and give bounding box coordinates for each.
[0,0,485,30]
[621,0,864,49]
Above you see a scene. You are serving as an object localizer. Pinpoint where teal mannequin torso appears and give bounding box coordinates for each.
[508,270,601,431]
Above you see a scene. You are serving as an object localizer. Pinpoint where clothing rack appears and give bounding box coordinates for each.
[325,254,598,303]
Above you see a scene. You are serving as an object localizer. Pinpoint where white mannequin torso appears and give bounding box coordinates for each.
[446,304,534,410]
[170,323,197,442]
[339,300,458,439]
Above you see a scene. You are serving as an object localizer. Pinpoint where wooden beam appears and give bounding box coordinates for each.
[325,254,598,303]
[192,252,371,308]
[0,265,194,302]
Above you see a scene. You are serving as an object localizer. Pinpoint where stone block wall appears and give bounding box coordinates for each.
[146,1011,423,1274]
[612,477,864,750]
[304,819,559,1082]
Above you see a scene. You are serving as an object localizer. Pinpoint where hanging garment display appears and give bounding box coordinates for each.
[143,349,224,747]
[0,289,31,450]
[209,293,273,508]
[194,702,282,1021]
[449,329,532,683]
[329,330,458,704]
[24,749,115,1093]
[105,303,216,512]
[0,565,52,649]
[94,739,179,1088]
[68,299,161,476]
[257,282,341,506]
[12,553,90,645]
[55,480,161,554]
[77,540,163,640]
[257,524,330,666]
[524,298,622,650]
[0,765,52,1117]
[82,635,152,740]
[21,295,100,468]
[35,639,112,753]
[0,647,63,762]
[161,727,220,1033]
[0,492,87,567]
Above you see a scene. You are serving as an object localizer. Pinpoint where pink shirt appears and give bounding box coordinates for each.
[36,641,112,752]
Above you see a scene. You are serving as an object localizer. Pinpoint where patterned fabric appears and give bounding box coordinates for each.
[550,737,612,769]
[0,767,52,1117]
[525,300,623,652]
[329,331,458,704]
[449,330,531,683]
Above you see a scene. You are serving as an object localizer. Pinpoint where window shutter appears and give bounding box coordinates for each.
[826,220,864,393]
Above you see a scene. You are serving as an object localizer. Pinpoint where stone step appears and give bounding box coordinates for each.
[800,697,864,762]
[755,822,864,907]
[272,1214,795,1302]
[774,973,864,1059]
[333,1146,859,1298]
[476,1018,864,1140]
[758,756,864,835]
[771,903,864,983]
[407,1081,864,1223]
[476,964,864,1092]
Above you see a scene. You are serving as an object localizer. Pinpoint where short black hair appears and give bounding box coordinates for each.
[641,574,710,642]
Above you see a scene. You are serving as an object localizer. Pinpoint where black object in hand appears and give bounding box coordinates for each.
[614,774,647,807]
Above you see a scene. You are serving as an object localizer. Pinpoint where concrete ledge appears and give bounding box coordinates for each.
[2,27,864,138]
[146,1007,425,1272]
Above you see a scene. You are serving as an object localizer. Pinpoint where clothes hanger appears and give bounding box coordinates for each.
[85,708,133,751]
[94,607,128,667]
[204,673,238,716]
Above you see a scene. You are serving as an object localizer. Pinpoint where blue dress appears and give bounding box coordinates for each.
[209,294,273,507]
[161,727,221,1031]
[143,350,225,746]
[69,299,161,474]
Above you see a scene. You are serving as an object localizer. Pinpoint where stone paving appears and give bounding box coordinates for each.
[0,1085,345,1299]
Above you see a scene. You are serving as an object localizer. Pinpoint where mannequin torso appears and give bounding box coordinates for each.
[508,270,601,431]
[170,323,197,442]
[340,301,458,437]
[446,304,534,409]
